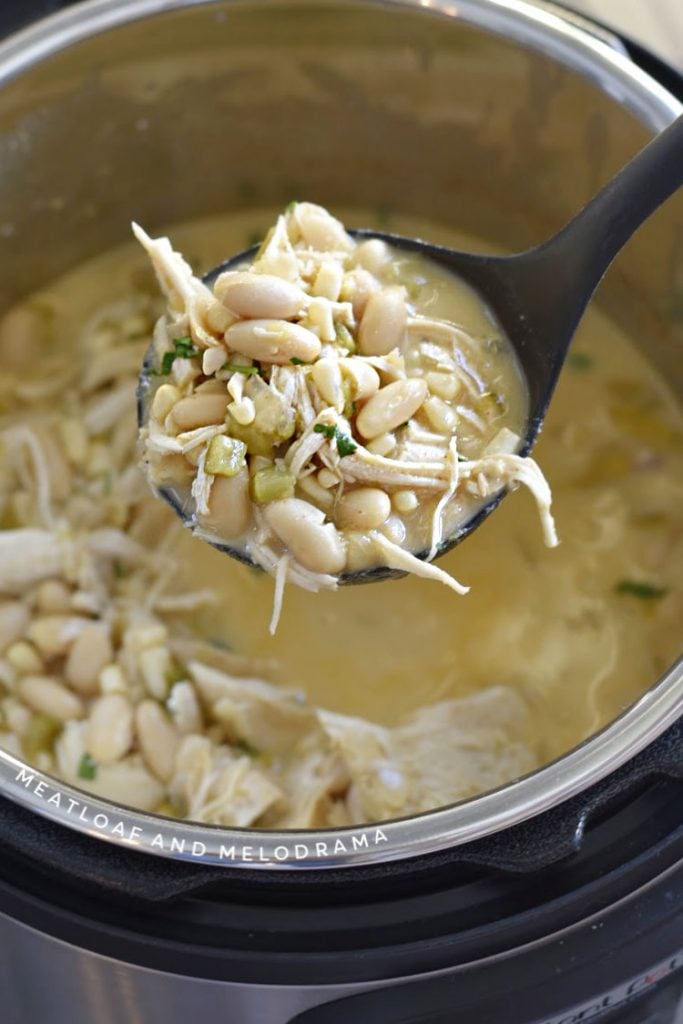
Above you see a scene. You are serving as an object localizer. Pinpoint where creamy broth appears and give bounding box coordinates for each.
[0,206,681,822]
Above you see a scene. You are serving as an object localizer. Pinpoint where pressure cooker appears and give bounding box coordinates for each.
[0,1,681,1021]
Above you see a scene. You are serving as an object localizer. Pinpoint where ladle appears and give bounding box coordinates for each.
[139,113,683,582]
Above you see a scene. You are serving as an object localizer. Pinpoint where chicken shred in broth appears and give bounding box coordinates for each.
[0,206,681,830]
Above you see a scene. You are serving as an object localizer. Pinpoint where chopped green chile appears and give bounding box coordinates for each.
[251,466,296,503]
[224,362,260,375]
[23,715,61,760]
[205,435,247,477]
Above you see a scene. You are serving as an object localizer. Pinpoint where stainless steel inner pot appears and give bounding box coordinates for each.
[0,0,681,870]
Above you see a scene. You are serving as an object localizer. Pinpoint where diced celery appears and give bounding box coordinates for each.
[205,435,247,477]
[226,415,277,457]
[335,323,356,353]
[251,467,296,503]
[23,714,61,760]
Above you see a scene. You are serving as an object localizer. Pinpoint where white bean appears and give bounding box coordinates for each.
[312,358,345,411]
[99,663,129,696]
[317,468,339,489]
[343,268,379,319]
[202,346,227,377]
[135,700,180,783]
[358,287,407,356]
[87,694,133,764]
[296,473,334,513]
[27,615,89,659]
[6,641,44,675]
[339,358,380,400]
[0,601,29,654]
[381,516,407,546]
[356,378,428,439]
[169,393,228,432]
[393,490,419,514]
[35,580,71,615]
[423,395,458,434]
[200,467,252,539]
[337,488,391,531]
[139,646,172,700]
[19,676,83,721]
[150,383,180,422]
[366,432,397,457]
[214,272,308,319]
[293,203,354,252]
[166,681,203,734]
[354,239,392,276]
[65,623,113,696]
[426,370,460,402]
[225,319,321,365]
[264,498,346,574]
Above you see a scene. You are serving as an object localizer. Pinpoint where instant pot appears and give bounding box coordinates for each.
[0,1,681,1021]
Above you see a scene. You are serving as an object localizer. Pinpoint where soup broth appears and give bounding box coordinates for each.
[0,206,681,825]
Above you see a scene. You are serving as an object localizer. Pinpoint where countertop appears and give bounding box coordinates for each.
[565,0,682,71]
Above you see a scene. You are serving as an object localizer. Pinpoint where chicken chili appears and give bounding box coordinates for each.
[136,204,557,629]
[0,206,680,830]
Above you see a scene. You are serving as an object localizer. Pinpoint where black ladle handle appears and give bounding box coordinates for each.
[514,113,683,345]
[546,112,683,292]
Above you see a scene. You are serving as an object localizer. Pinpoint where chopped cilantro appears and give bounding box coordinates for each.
[335,431,357,457]
[152,336,198,376]
[314,423,337,440]
[568,352,593,371]
[235,738,259,757]
[313,422,357,457]
[223,362,259,375]
[285,200,298,213]
[77,753,98,780]
[615,579,668,600]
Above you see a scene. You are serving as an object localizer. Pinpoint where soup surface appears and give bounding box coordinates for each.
[0,207,681,828]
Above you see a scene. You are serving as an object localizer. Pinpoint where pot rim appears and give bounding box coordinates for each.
[0,0,681,871]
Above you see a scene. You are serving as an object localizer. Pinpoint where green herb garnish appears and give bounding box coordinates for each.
[112,560,125,580]
[78,753,98,781]
[568,352,593,371]
[290,356,311,366]
[615,579,668,600]
[235,738,260,757]
[223,362,259,376]
[335,431,357,457]
[285,200,298,213]
[151,336,198,376]
[314,423,337,440]
[313,423,357,457]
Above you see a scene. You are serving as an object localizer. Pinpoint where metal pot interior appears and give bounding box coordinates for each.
[0,0,681,868]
